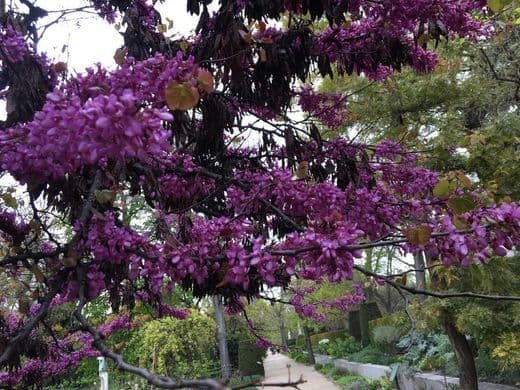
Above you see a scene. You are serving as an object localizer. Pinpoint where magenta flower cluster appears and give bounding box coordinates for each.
[0,24,27,67]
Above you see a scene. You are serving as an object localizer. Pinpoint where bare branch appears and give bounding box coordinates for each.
[354,265,520,301]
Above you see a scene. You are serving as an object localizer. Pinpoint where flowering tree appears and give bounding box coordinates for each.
[0,0,519,388]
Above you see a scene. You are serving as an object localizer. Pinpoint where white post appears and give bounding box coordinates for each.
[97,356,109,390]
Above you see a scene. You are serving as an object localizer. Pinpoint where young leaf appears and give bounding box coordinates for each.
[433,180,450,197]
[165,82,200,111]
[487,0,504,12]
[403,225,433,245]
[448,196,476,214]
[197,70,215,93]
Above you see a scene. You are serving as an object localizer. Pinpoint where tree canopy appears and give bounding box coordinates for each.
[0,1,519,388]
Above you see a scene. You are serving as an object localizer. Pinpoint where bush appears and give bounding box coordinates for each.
[315,336,362,358]
[315,363,334,375]
[228,374,262,390]
[310,329,349,346]
[329,365,351,379]
[371,326,401,354]
[288,350,308,364]
[238,341,266,376]
[369,313,409,336]
[335,374,368,388]
[398,333,456,375]
[348,345,397,366]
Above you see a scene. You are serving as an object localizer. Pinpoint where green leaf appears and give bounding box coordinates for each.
[95,190,116,204]
[1,193,18,209]
[488,0,504,12]
[448,196,476,214]
[433,180,450,197]
[165,81,200,111]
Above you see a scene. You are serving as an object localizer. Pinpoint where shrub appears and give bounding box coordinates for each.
[315,336,362,358]
[369,313,409,336]
[316,363,334,375]
[310,329,349,346]
[371,326,401,354]
[238,341,266,376]
[329,365,351,379]
[492,332,520,371]
[349,345,397,366]
[335,374,368,388]
[398,333,456,374]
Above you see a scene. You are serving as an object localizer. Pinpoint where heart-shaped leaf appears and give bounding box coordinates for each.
[165,82,200,111]
[404,225,433,245]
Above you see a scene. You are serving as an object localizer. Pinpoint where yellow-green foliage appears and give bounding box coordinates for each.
[127,310,218,379]
[369,312,409,336]
[492,333,520,371]
[310,329,350,346]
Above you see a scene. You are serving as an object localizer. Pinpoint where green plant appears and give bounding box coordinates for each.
[310,329,350,346]
[330,365,351,379]
[238,341,266,376]
[371,326,401,354]
[315,336,363,358]
[335,374,368,388]
[398,333,456,375]
[348,345,397,366]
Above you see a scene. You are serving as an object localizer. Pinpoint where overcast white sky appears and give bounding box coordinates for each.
[34,0,201,70]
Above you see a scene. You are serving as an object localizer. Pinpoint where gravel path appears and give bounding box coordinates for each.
[262,353,340,389]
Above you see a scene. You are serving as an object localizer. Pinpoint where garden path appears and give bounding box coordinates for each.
[262,353,340,389]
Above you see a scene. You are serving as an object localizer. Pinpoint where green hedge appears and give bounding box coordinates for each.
[310,329,349,346]
[238,341,266,376]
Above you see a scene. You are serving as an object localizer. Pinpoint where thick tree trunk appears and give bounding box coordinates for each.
[444,318,478,390]
[212,295,231,381]
[426,251,478,390]
[302,325,315,364]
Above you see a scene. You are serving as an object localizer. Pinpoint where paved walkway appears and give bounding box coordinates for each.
[262,353,340,389]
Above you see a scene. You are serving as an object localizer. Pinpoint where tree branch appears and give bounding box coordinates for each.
[354,265,520,301]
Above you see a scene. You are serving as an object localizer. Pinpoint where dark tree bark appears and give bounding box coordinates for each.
[212,295,231,381]
[444,318,479,390]
[426,251,478,390]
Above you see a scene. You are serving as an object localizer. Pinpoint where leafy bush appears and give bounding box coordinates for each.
[228,374,262,390]
[335,374,368,388]
[369,313,409,336]
[315,363,334,375]
[238,341,266,376]
[371,326,401,354]
[398,333,456,375]
[288,350,308,364]
[348,345,397,366]
[476,350,520,385]
[310,329,349,346]
[315,336,363,358]
[126,311,219,379]
[492,332,520,371]
[329,365,351,379]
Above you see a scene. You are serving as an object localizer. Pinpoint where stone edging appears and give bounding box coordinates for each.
[314,354,518,390]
